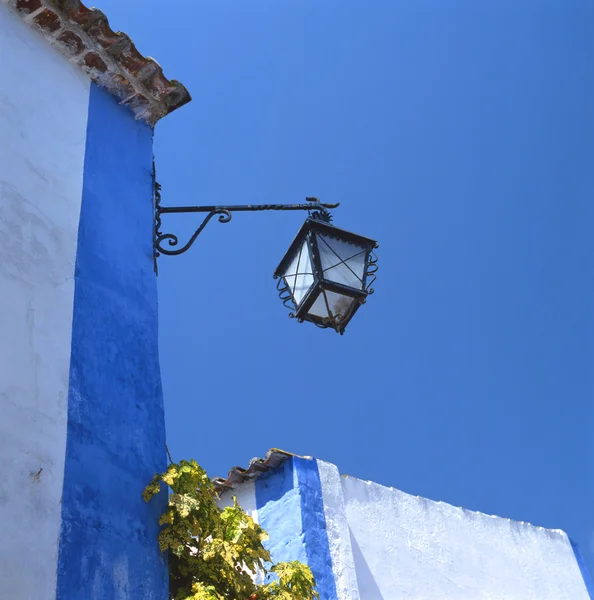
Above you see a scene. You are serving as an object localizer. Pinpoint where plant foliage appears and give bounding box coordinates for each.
[144,459,320,600]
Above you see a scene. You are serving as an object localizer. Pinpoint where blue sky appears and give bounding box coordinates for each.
[100,0,593,569]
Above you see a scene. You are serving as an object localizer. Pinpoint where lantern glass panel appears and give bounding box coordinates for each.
[316,233,367,290]
[282,240,314,305]
[308,290,358,324]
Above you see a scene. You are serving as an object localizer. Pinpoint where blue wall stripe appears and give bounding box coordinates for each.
[255,458,338,599]
[294,457,338,600]
[57,84,168,599]
[570,539,594,599]
[255,458,309,568]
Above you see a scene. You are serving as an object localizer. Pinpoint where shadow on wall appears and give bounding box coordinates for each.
[349,527,385,600]
[570,539,594,598]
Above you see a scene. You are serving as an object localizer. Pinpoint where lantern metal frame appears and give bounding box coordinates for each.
[273,213,379,334]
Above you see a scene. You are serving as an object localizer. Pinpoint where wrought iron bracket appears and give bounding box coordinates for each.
[153,178,339,274]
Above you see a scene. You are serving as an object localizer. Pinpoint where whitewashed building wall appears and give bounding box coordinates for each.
[219,453,593,600]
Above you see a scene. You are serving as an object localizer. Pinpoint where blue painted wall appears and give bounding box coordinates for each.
[294,458,338,600]
[256,458,308,569]
[57,84,168,600]
[255,457,337,600]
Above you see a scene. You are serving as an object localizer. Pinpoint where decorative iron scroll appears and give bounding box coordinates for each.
[153,178,339,268]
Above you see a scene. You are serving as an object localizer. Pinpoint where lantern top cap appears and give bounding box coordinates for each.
[274,217,378,278]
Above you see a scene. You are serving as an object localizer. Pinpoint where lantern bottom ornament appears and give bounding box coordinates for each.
[274,212,378,334]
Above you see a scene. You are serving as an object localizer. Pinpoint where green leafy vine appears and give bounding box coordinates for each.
[144,459,320,600]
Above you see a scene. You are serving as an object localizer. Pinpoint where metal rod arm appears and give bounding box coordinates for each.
[158,200,340,215]
[154,195,340,265]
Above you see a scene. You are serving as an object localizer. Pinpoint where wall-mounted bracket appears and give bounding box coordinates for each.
[153,178,339,274]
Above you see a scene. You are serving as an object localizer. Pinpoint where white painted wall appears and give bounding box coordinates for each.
[342,475,590,600]
[218,481,265,584]
[317,460,360,600]
[220,460,591,599]
[0,4,90,599]
[218,479,259,524]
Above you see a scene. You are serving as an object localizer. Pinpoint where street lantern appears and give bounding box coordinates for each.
[274,211,378,334]
[154,185,378,334]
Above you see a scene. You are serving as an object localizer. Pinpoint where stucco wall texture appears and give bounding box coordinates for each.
[0,6,89,598]
[220,456,593,600]
[0,4,167,598]
[56,84,168,600]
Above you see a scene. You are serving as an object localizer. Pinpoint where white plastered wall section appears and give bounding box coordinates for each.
[0,4,90,599]
[224,461,589,600]
[317,460,360,600]
[218,479,259,524]
[218,480,266,586]
[342,475,590,600]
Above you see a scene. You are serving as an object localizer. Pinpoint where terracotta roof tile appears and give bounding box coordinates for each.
[212,449,299,495]
[6,0,191,124]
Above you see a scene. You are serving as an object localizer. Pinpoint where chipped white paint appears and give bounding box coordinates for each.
[342,475,590,600]
[0,4,90,598]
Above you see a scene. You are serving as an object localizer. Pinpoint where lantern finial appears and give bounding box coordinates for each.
[305,197,333,224]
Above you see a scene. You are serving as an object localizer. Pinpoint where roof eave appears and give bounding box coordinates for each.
[6,0,191,125]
